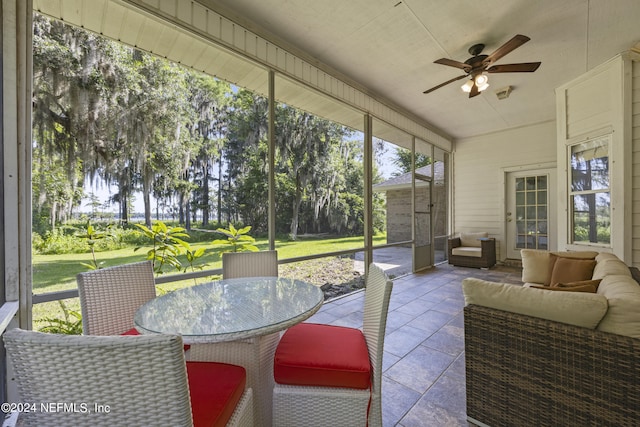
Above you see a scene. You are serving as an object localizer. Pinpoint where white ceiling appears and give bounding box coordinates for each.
[204,0,640,140]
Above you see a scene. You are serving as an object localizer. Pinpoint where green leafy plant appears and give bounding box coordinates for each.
[35,301,83,335]
[134,221,207,276]
[134,221,190,273]
[77,221,114,270]
[212,224,258,253]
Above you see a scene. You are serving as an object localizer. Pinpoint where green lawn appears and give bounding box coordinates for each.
[32,233,387,327]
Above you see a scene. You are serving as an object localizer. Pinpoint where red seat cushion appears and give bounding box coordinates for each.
[121,328,190,351]
[186,361,246,427]
[274,323,371,389]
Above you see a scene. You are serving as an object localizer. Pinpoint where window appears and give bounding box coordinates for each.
[569,136,611,245]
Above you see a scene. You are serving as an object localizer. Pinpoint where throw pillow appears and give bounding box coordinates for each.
[544,252,598,285]
[521,249,550,284]
[459,232,487,248]
[530,284,597,293]
[548,257,596,286]
[557,279,602,290]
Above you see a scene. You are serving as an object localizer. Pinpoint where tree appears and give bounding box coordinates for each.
[392,147,432,175]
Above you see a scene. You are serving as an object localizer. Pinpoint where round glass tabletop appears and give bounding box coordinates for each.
[134,276,324,343]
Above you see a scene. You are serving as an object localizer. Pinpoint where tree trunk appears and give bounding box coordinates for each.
[142,174,152,227]
[120,192,128,225]
[202,163,210,226]
[290,173,302,240]
[185,198,191,231]
[217,158,222,225]
[50,201,57,230]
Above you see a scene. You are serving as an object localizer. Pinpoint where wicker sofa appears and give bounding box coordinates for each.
[462,250,640,426]
[448,232,496,268]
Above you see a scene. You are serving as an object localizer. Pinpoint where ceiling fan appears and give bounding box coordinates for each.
[423,34,541,98]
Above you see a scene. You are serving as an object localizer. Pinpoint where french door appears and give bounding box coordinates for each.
[506,169,556,259]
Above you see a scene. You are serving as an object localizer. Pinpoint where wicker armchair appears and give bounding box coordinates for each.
[222,250,278,279]
[272,263,393,427]
[464,304,640,426]
[448,232,496,268]
[77,261,156,336]
[3,329,254,427]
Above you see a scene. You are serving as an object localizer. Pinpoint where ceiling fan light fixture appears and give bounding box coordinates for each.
[478,82,489,92]
[461,79,474,93]
[475,74,488,86]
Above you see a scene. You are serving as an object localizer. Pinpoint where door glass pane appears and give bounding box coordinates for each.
[514,174,548,249]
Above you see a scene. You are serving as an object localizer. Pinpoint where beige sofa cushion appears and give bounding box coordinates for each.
[553,251,600,259]
[459,232,487,248]
[596,275,640,338]
[520,249,551,284]
[595,252,620,262]
[451,247,482,258]
[462,278,608,329]
[592,258,631,280]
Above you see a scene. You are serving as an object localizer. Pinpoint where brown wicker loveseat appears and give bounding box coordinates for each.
[464,304,640,426]
[462,250,640,426]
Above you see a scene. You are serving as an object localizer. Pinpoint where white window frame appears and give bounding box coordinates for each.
[568,134,612,248]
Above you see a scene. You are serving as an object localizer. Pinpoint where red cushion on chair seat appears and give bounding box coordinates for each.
[274,323,371,389]
[186,361,246,427]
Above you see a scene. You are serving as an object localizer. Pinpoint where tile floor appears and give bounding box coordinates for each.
[306,263,523,427]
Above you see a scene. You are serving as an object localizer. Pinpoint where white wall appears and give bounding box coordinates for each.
[632,59,640,265]
[556,54,636,263]
[452,121,557,261]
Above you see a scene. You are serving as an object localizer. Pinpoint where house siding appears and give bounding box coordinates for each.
[387,189,413,244]
[453,121,557,261]
[632,59,640,266]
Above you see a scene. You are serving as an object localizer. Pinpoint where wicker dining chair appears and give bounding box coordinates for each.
[222,250,278,279]
[77,260,157,336]
[272,263,393,427]
[3,329,254,427]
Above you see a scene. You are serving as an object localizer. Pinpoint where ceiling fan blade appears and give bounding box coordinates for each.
[487,62,541,73]
[469,81,480,98]
[434,58,472,72]
[423,74,467,94]
[483,34,530,65]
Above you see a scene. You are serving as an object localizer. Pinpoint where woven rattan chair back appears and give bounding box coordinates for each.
[77,261,156,335]
[362,263,394,425]
[222,250,278,279]
[4,328,193,427]
[272,263,393,427]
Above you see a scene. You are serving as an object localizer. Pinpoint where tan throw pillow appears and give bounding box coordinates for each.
[548,257,596,286]
[557,279,602,290]
[459,232,487,248]
[544,253,598,285]
[521,249,551,284]
[530,284,597,293]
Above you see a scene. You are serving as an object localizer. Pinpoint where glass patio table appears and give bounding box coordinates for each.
[134,276,324,427]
